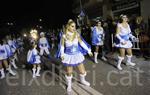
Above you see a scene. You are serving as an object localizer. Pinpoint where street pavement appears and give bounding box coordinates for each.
[0,49,150,95]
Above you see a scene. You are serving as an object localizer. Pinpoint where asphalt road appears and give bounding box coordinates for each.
[0,49,150,95]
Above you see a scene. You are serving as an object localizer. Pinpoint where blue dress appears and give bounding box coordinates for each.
[56,32,91,66]
[27,48,41,64]
[92,26,105,46]
[115,24,135,48]
[0,44,9,60]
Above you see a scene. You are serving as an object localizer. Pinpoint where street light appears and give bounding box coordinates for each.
[39,19,42,22]
[23,33,27,37]
[7,22,13,26]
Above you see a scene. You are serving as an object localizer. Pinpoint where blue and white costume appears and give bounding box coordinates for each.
[115,23,137,70]
[7,39,19,65]
[0,44,16,78]
[27,48,41,64]
[91,26,107,63]
[4,44,13,58]
[92,26,105,46]
[3,43,18,69]
[38,37,50,56]
[115,23,136,48]
[0,44,8,60]
[13,38,19,49]
[58,32,91,66]
[16,37,24,53]
[17,37,23,48]
[0,44,7,79]
[7,40,16,53]
[0,43,13,60]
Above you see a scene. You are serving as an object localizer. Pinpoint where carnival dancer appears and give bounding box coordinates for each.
[3,38,14,68]
[38,32,51,59]
[6,35,18,69]
[115,14,138,70]
[27,42,41,78]
[0,38,16,79]
[92,20,107,63]
[57,19,93,93]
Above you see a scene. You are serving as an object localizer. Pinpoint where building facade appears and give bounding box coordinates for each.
[72,0,103,19]
[73,0,149,24]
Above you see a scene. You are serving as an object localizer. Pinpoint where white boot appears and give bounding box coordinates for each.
[117,56,124,70]
[94,52,98,63]
[10,59,18,69]
[80,72,90,86]
[101,56,107,61]
[0,68,5,79]
[36,67,41,77]
[32,68,36,78]
[65,75,72,92]
[126,55,136,66]
[7,65,16,76]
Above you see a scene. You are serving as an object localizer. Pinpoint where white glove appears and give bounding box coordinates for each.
[80,42,91,54]
[116,34,125,43]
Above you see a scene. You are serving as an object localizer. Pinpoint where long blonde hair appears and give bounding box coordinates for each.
[64,19,77,41]
[65,19,74,32]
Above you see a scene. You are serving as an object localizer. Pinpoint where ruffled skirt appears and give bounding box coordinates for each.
[62,52,85,66]
[115,40,132,48]
[28,56,41,64]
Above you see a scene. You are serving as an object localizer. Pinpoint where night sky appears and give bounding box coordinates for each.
[0,0,74,29]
